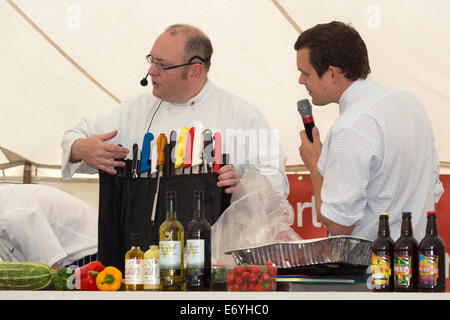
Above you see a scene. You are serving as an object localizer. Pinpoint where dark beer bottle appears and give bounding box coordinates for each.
[418,211,446,292]
[394,212,418,292]
[185,191,211,291]
[371,212,394,292]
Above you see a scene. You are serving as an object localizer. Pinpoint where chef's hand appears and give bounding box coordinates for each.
[69,130,129,175]
[217,165,240,194]
[299,127,322,172]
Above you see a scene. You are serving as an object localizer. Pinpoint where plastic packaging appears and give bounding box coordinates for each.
[211,170,301,266]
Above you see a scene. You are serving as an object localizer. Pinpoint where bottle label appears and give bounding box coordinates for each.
[394,255,412,286]
[143,258,160,285]
[125,258,143,285]
[159,241,181,269]
[186,239,205,269]
[419,253,439,286]
[371,253,391,286]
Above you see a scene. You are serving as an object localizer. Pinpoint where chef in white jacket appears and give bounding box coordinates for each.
[61,24,289,197]
[0,183,98,269]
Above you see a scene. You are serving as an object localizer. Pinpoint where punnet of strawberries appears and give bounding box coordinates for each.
[226,263,277,291]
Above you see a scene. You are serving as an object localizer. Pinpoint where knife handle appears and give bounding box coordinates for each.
[191,125,205,167]
[157,133,168,168]
[183,127,195,169]
[139,132,154,173]
[203,129,213,173]
[175,127,189,169]
[132,143,139,178]
[164,144,172,177]
[213,131,222,173]
[150,140,158,176]
[169,130,177,175]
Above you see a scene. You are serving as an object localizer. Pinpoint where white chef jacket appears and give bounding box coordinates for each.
[61,80,289,197]
[317,77,444,241]
[0,184,98,267]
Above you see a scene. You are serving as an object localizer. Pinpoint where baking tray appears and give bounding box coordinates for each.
[225,236,372,276]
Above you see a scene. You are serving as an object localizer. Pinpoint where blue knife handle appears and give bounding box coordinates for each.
[140,132,154,173]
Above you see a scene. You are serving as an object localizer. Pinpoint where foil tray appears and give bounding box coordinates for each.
[225,236,372,276]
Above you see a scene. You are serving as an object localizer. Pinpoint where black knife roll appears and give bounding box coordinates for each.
[97,162,231,274]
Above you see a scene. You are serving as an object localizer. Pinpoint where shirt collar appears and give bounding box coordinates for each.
[167,80,211,111]
[338,76,374,115]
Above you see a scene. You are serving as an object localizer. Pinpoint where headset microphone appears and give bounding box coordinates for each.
[140,74,149,86]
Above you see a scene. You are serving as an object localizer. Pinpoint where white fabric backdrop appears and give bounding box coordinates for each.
[1,0,449,173]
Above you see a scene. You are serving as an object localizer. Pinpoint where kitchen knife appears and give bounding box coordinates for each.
[150,133,167,225]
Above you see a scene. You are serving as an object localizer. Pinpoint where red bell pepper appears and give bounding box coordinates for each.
[74,261,105,291]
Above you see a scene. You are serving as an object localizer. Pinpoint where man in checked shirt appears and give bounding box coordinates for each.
[295,21,443,241]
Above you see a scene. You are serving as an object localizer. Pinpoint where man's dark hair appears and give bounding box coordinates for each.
[166,24,213,72]
[294,21,371,80]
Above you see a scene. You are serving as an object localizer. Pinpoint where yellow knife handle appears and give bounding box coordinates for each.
[175,127,189,168]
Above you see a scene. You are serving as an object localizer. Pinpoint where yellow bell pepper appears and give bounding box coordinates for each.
[95,266,122,291]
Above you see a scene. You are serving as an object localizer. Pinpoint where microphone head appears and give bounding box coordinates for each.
[140,77,148,86]
[297,99,313,118]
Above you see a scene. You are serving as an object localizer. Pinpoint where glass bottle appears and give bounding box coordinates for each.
[143,233,160,291]
[394,212,418,292]
[159,191,184,291]
[124,233,144,291]
[186,191,211,291]
[371,212,394,292]
[418,211,446,292]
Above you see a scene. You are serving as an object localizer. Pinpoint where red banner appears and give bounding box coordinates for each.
[287,174,450,291]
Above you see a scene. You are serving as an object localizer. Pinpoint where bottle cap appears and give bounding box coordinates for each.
[402,212,412,217]
[131,233,140,241]
[148,232,158,245]
[130,233,140,246]
[379,212,389,216]
[427,211,436,215]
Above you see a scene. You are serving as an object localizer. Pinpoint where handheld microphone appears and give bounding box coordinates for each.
[297,99,315,142]
[140,74,149,86]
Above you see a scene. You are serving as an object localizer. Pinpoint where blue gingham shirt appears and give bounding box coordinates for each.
[317,77,444,241]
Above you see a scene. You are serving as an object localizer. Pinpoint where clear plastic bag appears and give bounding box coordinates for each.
[211,170,301,266]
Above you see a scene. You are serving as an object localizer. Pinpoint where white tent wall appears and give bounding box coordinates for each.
[1,0,449,206]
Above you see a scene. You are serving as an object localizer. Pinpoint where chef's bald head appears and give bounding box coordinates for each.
[164,24,213,72]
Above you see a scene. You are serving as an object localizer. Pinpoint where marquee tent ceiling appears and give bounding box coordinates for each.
[1,0,449,176]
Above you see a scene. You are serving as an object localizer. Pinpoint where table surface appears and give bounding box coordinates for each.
[1,290,449,300]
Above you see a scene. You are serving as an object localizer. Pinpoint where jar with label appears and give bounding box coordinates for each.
[125,233,144,291]
[143,233,160,291]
